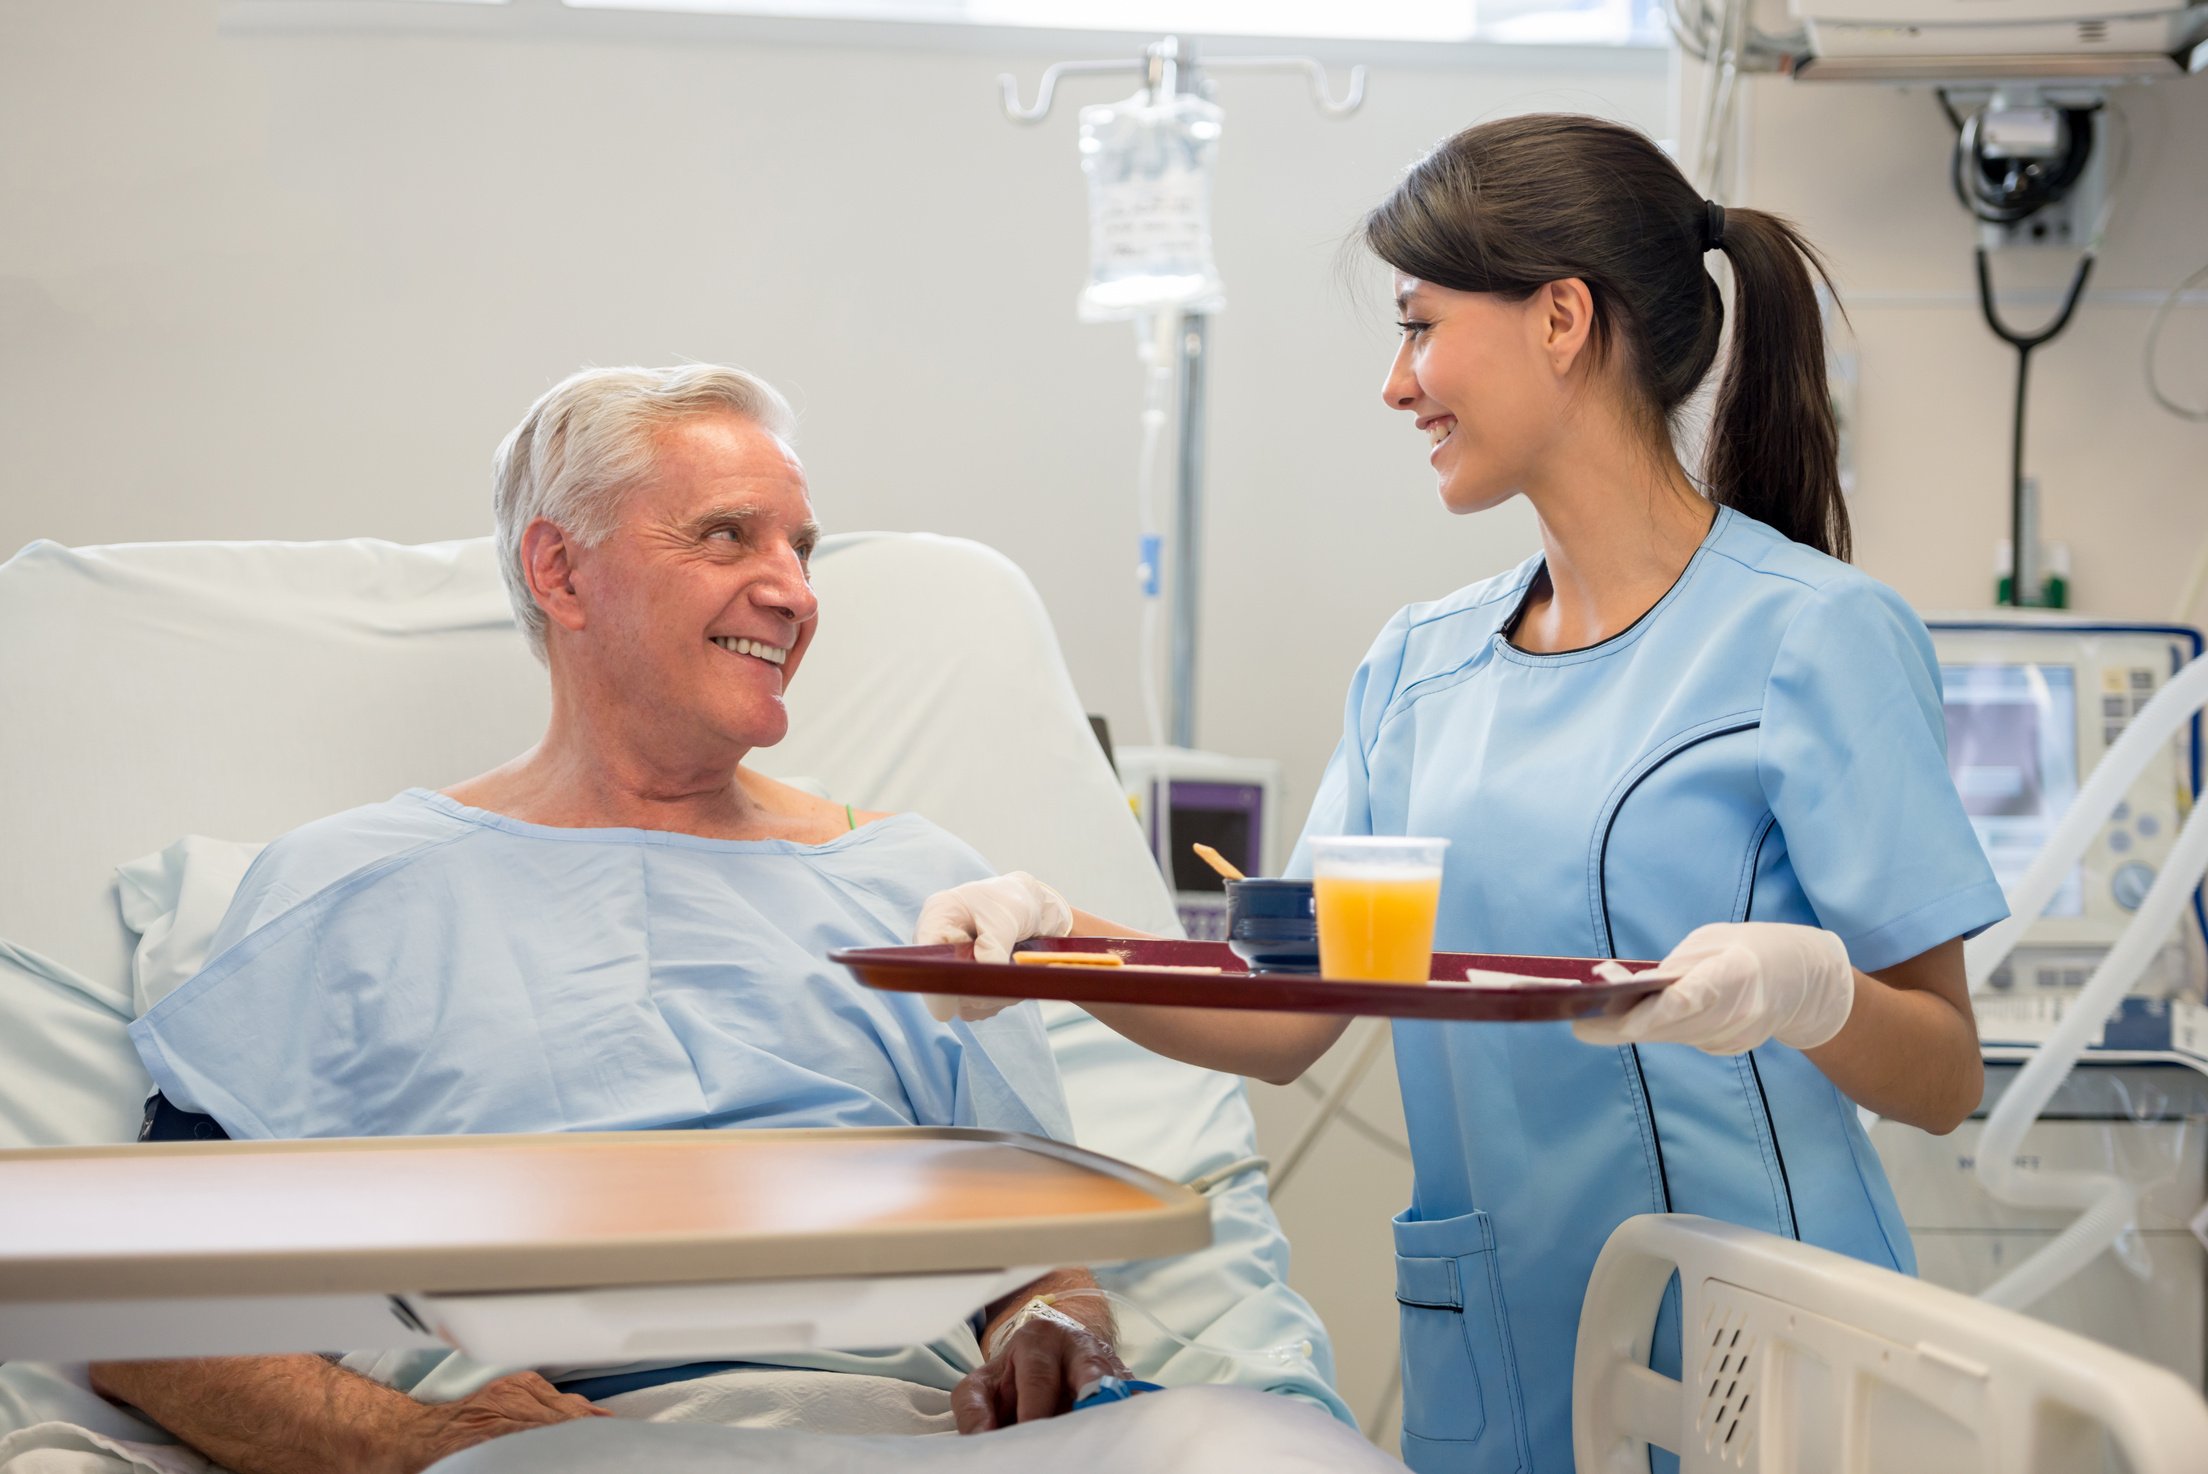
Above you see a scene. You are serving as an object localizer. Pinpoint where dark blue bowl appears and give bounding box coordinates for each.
[1226,878,1319,974]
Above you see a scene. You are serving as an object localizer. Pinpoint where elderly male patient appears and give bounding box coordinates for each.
[93,366,1126,1474]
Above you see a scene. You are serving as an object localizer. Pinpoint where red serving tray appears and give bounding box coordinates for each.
[831,937,1673,1022]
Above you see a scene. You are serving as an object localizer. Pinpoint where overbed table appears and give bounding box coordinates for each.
[0,1128,1207,1362]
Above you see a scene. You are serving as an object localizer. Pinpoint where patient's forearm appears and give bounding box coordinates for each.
[91,1356,603,1474]
[1067,909,1349,1084]
[90,1355,421,1474]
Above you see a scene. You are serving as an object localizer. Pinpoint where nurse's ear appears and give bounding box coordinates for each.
[522,517,589,637]
[1536,277,1598,380]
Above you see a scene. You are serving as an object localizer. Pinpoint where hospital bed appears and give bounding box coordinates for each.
[5,531,2205,1474]
[0,531,1347,1437]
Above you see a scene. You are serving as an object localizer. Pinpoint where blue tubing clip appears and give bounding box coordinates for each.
[1071,1375,1166,1411]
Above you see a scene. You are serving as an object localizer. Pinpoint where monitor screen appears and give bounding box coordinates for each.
[1941,663,2081,917]
[1169,805,1253,894]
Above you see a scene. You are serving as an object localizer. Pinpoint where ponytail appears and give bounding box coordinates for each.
[1704,209,1851,561]
[1363,115,1852,562]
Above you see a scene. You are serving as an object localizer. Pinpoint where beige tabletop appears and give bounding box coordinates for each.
[0,1128,1209,1303]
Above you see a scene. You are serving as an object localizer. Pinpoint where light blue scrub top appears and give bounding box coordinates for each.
[1290,508,2007,1474]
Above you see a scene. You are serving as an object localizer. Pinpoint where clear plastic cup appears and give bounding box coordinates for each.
[1309,836,1450,984]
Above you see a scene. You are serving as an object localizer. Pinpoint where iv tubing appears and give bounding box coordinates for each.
[1963,650,2208,1309]
[1038,1286,1313,1367]
[1133,314,1175,752]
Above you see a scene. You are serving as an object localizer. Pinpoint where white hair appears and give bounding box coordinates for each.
[491,364,798,660]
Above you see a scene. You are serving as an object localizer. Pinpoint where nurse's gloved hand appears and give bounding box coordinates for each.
[914,871,1073,1022]
[1570,922,1857,1056]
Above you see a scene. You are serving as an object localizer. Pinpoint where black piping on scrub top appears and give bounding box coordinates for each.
[1500,570,1801,1237]
[1592,736,1803,1239]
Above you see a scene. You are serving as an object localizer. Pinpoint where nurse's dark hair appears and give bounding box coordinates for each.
[1363,113,1850,562]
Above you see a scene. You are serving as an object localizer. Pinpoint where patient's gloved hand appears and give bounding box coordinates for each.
[914,871,1072,1022]
[954,1300,1131,1434]
[1570,921,1857,1056]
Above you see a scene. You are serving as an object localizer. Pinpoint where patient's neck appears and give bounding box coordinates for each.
[444,690,783,841]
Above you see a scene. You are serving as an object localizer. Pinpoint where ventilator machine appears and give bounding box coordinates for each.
[1873,615,2208,1399]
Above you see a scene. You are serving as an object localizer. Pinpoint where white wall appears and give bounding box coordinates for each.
[0,3,1668,829]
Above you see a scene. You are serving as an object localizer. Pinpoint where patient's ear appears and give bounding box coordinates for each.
[522,519,587,635]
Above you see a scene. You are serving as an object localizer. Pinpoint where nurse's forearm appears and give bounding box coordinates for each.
[1084,1002,1350,1085]
[1803,948,1983,1134]
[1066,908,1350,1082]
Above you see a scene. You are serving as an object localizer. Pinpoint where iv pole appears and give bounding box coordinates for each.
[1000,38,1364,749]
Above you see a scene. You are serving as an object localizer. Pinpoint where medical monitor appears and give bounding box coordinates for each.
[1925,616,2204,1002]
[1942,662,2083,917]
[1117,746,1283,942]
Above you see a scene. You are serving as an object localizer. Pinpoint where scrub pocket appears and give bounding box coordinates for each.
[1392,1207,1528,1474]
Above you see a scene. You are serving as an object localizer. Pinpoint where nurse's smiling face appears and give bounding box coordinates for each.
[1382,275,1591,515]
[539,412,823,762]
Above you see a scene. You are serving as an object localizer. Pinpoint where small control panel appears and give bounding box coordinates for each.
[2099,664,2173,911]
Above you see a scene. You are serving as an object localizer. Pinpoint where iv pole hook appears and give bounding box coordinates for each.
[1000,40,1367,123]
[1202,56,1368,119]
[998,58,1137,123]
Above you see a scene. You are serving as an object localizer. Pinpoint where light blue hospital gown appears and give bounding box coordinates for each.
[1289,507,2008,1474]
[129,790,1072,1390]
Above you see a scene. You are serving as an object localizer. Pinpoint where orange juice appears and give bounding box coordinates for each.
[1315,871,1443,983]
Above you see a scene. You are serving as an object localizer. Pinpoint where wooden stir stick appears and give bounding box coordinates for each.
[1191,843,1246,882]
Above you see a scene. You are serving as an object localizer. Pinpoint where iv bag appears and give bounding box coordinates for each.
[1077,88,1226,322]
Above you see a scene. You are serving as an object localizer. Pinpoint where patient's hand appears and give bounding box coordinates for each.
[952,1306,1130,1433]
[392,1371,611,1472]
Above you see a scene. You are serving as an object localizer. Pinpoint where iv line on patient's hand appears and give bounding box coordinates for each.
[1038,1287,1315,1366]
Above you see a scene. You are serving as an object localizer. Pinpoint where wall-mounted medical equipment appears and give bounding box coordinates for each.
[1928,616,2205,1026]
[1872,615,2208,1397]
[1872,1063,2208,1393]
[1664,0,2208,79]
[1789,0,2208,79]
[1668,0,2203,614]
[1870,617,2208,1395]
[1117,745,1281,941]
[1000,39,1363,752]
[1935,84,2118,609]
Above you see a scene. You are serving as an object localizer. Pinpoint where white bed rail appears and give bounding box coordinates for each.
[1574,1213,2208,1474]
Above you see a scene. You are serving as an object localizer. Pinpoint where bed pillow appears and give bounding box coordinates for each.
[115,836,266,1018]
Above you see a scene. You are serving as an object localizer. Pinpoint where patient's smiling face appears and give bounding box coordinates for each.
[568,412,822,760]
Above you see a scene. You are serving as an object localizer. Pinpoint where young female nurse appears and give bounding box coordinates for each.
[917,114,2007,1474]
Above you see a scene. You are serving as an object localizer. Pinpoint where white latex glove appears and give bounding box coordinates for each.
[913,871,1073,1023]
[1570,921,1856,1056]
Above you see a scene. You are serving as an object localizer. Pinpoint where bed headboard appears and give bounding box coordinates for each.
[0,531,1173,989]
